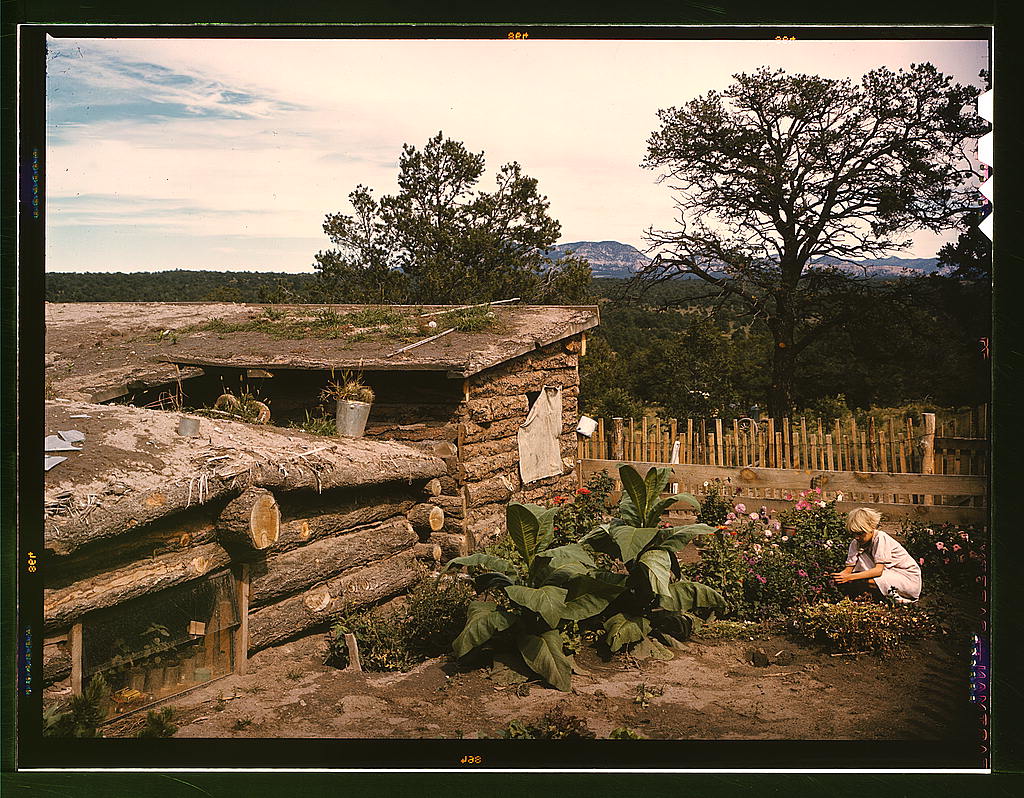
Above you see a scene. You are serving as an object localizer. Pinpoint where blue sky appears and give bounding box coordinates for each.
[45,36,989,273]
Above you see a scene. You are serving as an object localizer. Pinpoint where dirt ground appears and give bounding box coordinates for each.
[101,619,979,743]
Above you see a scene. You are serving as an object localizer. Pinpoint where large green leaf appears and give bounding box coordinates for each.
[618,465,650,524]
[643,467,671,514]
[517,630,572,692]
[639,549,673,598]
[658,580,727,613]
[603,613,652,652]
[609,524,658,563]
[560,574,626,621]
[445,553,518,576]
[660,523,717,553]
[504,584,568,628]
[538,544,596,569]
[452,601,513,658]
[579,525,620,559]
[673,492,702,511]
[506,503,556,565]
[472,571,515,593]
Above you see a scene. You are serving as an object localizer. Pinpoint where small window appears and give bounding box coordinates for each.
[78,570,242,719]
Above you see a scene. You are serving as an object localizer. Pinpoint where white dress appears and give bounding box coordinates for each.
[845,528,922,602]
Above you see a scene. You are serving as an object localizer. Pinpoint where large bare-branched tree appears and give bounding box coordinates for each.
[637,63,986,418]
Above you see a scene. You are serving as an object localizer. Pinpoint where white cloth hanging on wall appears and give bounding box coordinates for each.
[517,385,563,484]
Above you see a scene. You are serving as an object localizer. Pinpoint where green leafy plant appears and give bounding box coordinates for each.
[136,706,178,738]
[499,705,596,739]
[789,599,939,656]
[609,726,643,739]
[43,673,110,738]
[550,475,615,546]
[292,410,337,437]
[901,521,985,591]
[695,479,733,526]
[327,575,474,672]
[321,370,375,404]
[580,465,725,658]
[447,503,615,692]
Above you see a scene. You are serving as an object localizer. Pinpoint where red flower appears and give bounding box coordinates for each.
[576,487,591,495]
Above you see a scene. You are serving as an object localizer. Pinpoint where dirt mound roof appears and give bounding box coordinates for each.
[43,400,445,555]
[45,303,599,402]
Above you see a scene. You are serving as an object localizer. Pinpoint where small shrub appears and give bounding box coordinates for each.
[292,410,337,437]
[789,599,939,656]
[500,705,596,739]
[136,707,178,738]
[901,521,986,592]
[609,726,643,739]
[550,475,615,545]
[326,575,474,672]
[436,305,499,333]
[321,371,374,404]
[684,529,750,617]
[695,479,733,526]
[43,673,109,738]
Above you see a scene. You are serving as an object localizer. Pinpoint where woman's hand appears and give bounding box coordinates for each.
[831,572,854,584]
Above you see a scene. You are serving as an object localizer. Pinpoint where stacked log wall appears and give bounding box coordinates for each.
[42,478,447,688]
[459,338,583,548]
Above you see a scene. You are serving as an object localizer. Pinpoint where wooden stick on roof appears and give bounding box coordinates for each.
[386,327,456,357]
[417,298,521,318]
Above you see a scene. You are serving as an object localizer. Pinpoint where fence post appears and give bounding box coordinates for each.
[612,417,624,461]
[921,412,936,506]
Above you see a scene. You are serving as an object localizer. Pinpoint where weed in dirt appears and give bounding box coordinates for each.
[233,717,254,731]
[609,727,644,739]
[326,575,474,672]
[291,410,337,437]
[633,683,664,709]
[695,620,766,641]
[500,705,596,740]
[788,599,940,656]
[435,305,500,333]
[286,668,305,681]
[136,707,178,738]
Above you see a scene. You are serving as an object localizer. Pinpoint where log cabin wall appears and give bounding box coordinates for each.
[43,475,447,693]
[458,336,583,549]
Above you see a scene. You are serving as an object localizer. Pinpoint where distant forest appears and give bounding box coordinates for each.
[45,270,990,419]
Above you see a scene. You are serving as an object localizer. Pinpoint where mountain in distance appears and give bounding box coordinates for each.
[545,241,652,278]
[545,240,940,279]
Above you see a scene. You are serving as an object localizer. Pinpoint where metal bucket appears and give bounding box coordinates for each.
[336,400,372,437]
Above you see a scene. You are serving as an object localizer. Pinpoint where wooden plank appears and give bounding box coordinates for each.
[810,470,986,497]
[715,418,724,467]
[70,623,83,695]
[921,413,936,506]
[642,416,649,463]
[580,460,812,491]
[687,418,694,464]
[826,433,835,472]
[235,564,250,676]
[732,419,740,468]
[767,418,776,467]
[801,417,809,469]
[629,417,636,462]
[670,418,678,462]
[934,437,989,451]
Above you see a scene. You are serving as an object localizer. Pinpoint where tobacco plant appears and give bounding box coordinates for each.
[581,464,726,658]
[446,503,617,691]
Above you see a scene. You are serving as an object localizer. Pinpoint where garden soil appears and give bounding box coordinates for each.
[102,620,978,742]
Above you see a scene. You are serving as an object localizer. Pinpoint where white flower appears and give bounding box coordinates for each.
[818,500,826,508]
[781,536,789,542]
[749,512,759,520]
[836,492,844,501]
[703,481,710,488]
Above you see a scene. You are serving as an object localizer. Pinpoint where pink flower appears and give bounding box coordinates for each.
[765,530,774,538]
[953,544,962,552]
[726,512,736,520]
[919,558,925,565]
[784,492,793,501]
[936,541,945,550]
[796,500,811,511]
[780,535,788,542]
[749,512,759,520]
[770,520,781,531]
[756,574,767,584]
[814,487,822,494]
[735,503,747,513]
[753,543,762,553]
[797,569,808,577]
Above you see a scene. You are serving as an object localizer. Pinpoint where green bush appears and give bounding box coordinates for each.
[901,521,985,592]
[695,479,733,526]
[326,575,474,672]
[789,599,939,656]
[136,706,178,738]
[43,673,109,738]
[551,474,615,545]
[500,705,596,739]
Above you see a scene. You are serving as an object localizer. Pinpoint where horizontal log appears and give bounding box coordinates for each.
[460,435,518,462]
[462,416,523,444]
[363,421,460,442]
[217,487,280,550]
[466,501,508,526]
[465,511,506,549]
[468,367,579,399]
[432,494,465,518]
[45,514,219,588]
[409,440,459,458]
[45,445,446,557]
[423,478,442,497]
[469,350,579,384]
[462,451,520,481]
[43,640,72,686]
[246,549,422,651]
[463,474,517,506]
[248,517,417,607]
[44,541,232,631]
[275,502,414,551]
[407,503,445,535]
[464,395,529,424]
[428,532,464,563]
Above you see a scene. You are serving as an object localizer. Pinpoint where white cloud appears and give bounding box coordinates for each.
[46,36,990,272]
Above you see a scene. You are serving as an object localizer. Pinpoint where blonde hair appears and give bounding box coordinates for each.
[846,507,882,534]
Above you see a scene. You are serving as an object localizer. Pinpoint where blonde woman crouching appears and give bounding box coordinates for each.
[831,508,922,603]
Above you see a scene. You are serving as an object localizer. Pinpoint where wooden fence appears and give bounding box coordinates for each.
[577,459,988,527]
[577,407,988,477]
